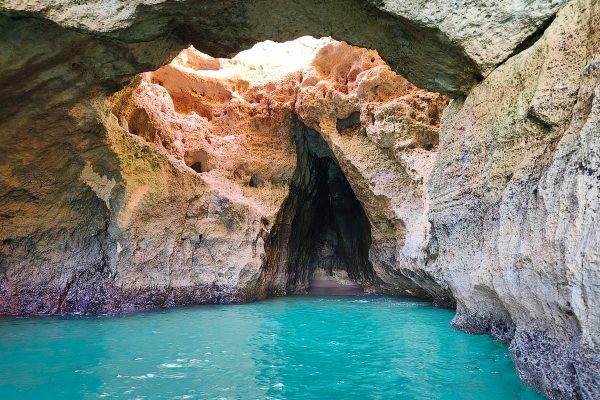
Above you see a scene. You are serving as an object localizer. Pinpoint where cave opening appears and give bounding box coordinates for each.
[190,162,203,173]
[265,117,377,295]
[108,36,450,301]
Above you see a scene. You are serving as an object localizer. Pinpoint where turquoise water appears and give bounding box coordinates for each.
[0,296,542,400]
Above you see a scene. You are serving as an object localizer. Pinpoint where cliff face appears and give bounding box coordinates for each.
[428,1,600,396]
[106,38,449,301]
[0,0,599,398]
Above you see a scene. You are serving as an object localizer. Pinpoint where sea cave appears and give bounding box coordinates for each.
[0,1,599,399]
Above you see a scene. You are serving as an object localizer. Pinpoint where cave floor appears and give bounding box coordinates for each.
[306,279,365,296]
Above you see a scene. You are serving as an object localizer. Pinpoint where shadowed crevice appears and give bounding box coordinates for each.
[262,116,376,294]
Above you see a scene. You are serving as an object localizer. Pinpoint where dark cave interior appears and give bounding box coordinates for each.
[265,117,376,294]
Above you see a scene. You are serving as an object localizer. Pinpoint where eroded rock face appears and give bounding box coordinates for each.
[428,0,600,397]
[2,0,567,96]
[293,42,450,301]
[1,0,599,398]
[107,38,450,300]
[1,35,448,313]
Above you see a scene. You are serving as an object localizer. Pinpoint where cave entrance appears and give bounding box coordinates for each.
[107,37,448,301]
[273,117,376,295]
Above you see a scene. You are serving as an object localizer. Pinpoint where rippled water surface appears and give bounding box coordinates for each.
[0,296,542,399]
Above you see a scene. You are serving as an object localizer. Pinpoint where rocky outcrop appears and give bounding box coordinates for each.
[1,0,599,398]
[428,0,600,397]
[2,0,566,96]
[292,42,450,301]
[0,35,448,313]
[107,38,450,300]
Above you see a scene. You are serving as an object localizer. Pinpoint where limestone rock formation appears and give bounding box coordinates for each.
[427,0,600,397]
[2,0,566,96]
[1,0,599,398]
[107,37,449,300]
[1,34,448,313]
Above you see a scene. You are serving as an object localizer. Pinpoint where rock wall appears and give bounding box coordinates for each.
[106,38,450,301]
[427,0,600,397]
[1,0,599,398]
[2,0,566,96]
[0,34,447,312]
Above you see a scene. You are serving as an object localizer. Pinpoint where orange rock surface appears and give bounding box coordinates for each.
[110,36,449,297]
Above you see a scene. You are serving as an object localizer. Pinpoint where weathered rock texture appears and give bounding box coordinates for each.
[0,0,599,398]
[427,1,600,397]
[1,0,567,96]
[1,35,448,312]
[106,38,450,300]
